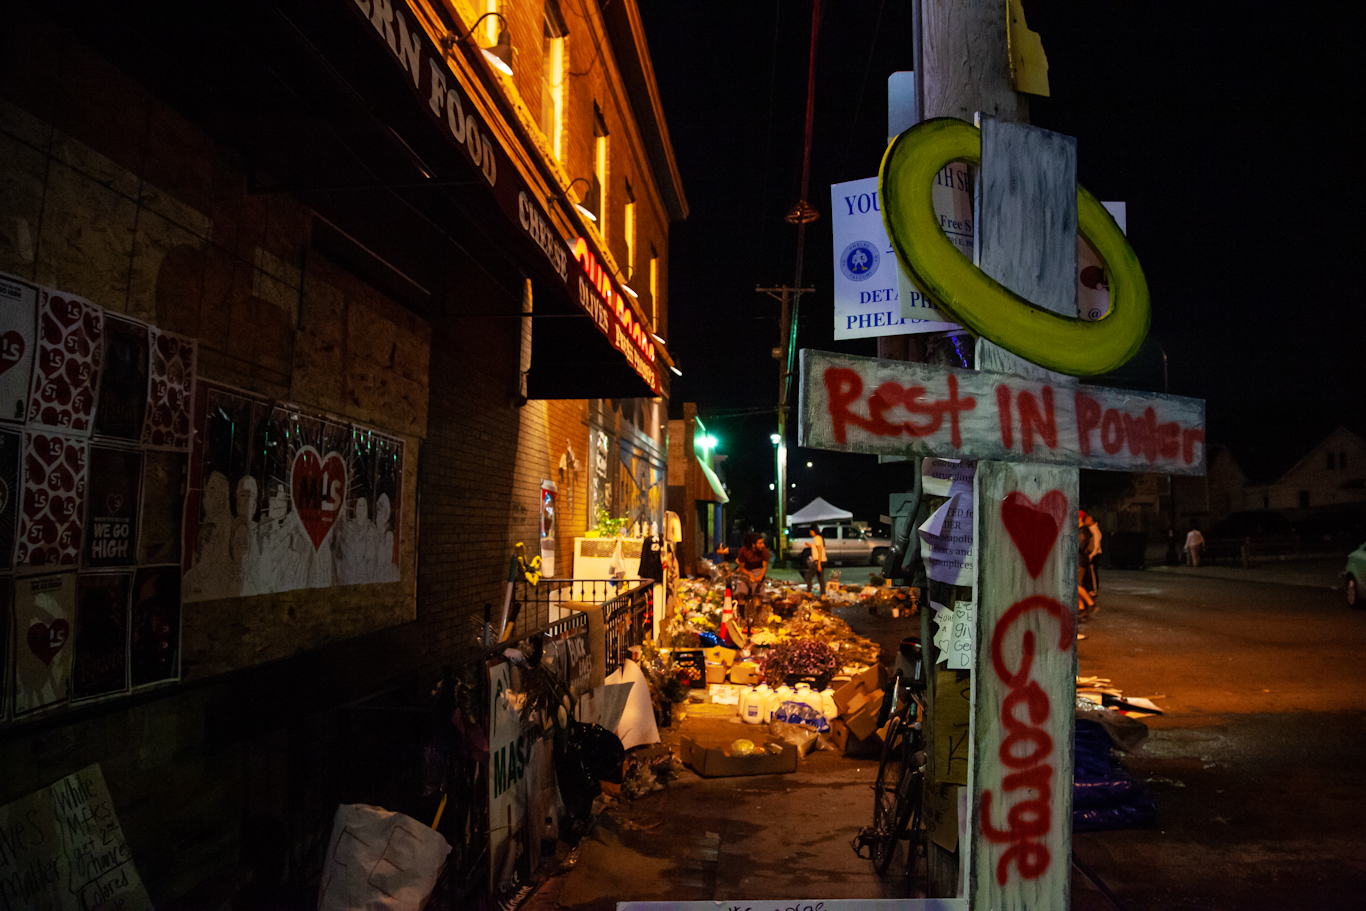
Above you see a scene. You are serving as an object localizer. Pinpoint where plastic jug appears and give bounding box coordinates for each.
[820,687,838,720]
[767,685,792,723]
[794,682,823,715]
[739,687,765,724]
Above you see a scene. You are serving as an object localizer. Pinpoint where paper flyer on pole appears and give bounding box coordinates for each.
[830,177,958,339]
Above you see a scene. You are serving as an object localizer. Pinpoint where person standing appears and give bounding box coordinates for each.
[734,532,770,619]
[1079,510,1102,606]
[1184,522,1205,567]
[802,525,827,595]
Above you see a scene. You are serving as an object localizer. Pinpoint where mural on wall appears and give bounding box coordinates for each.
[617,438,664,532]
[184,384,404,602]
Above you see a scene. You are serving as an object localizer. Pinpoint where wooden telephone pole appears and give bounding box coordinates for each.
[758,284,813,549]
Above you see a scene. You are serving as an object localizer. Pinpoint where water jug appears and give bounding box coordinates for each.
[820,687,838,720]
[739,687,765,724]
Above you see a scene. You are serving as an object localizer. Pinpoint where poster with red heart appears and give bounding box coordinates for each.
[17,432,88,570]
[0,271,38,424]
[0,427,21,569]
[26,289,103,436]
[12,572,76,715]
[141,326,195,450]
[83,446,143,568]
[71,572,131,701]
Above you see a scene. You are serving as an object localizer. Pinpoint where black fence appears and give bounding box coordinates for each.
[603,582,652,676]
[507,577,639,641]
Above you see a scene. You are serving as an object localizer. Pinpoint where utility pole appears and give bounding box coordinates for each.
[758,284,814,553]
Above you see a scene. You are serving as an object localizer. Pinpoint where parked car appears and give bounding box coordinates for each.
[1205,510,1296,564]
[1343,542,1366,608]
[787,524,891,568]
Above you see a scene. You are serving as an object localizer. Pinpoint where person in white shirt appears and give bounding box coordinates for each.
[803,526,827,595]
[1184,523,1205,567]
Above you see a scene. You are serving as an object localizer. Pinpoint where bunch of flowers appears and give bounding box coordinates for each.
[758,637,837,687]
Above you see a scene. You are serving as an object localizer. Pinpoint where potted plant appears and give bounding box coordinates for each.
[758,638,837,690]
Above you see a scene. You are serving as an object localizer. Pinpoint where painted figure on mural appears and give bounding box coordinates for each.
[184,471,242,600]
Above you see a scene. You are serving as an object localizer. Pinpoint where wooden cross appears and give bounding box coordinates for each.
[799,118,1204,910]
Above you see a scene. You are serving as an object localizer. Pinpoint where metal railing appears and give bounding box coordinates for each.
[508,577,639,641]
[603,582,652,676]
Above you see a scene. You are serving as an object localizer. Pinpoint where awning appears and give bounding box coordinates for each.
[697,459,729,504]
[787,496,852,525]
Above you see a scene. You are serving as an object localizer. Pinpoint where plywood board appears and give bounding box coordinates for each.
[799,349,1205,475]
[970,461,1077,910]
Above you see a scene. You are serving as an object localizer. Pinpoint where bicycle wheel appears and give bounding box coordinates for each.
[871,716,905,873]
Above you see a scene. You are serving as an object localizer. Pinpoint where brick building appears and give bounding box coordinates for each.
[0,0,684,905]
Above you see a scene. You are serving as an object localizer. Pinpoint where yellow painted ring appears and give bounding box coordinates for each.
[878,118,1150,376]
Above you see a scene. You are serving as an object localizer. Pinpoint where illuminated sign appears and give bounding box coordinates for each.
[572,238,656,365]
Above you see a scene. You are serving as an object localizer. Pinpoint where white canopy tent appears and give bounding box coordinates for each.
[786,496,853,526]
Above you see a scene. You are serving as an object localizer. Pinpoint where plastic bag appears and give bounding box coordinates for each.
[1072,718,1156,832]
[772,700,830,733]
[317,804,451,910]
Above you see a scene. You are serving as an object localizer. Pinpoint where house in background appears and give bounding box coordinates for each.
[1089,426,1366,556]
[1240,426,1366,518]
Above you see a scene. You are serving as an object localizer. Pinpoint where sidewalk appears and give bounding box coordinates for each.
[1142,555,1345,591]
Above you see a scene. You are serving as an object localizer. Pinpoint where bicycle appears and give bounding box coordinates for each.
[852,652,928,876]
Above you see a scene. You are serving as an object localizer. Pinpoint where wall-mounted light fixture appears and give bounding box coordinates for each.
[554,176,598,223]
[442,12,514,77]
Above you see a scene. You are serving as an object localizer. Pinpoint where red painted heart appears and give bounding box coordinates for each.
[1001,489,1069,579]
[290,446,346,551]
[27,618,70,665]
[0,330,25,376]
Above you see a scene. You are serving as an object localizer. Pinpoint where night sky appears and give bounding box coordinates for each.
[640,1,1364,532]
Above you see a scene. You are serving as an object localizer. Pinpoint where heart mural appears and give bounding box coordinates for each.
[28,618,70,665]
[1001,489,1068,579]
[290,445,347,551]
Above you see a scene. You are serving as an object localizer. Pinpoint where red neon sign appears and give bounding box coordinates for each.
[572,238,655,363]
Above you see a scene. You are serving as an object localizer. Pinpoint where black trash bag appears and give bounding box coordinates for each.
[553,721,626,826]
[1072,718,1156,832]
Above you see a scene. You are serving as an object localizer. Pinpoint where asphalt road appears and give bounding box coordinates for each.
[529,567,1366,910]
[1070,569,1366,911]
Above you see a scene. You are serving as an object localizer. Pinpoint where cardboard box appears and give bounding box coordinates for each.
[844,687,885,741]
[680,736,798,778]
[729,662,761,685]
[704,646,738,667]
[830,717,883,757]
[705,662,726,684]
[833,665,880,715]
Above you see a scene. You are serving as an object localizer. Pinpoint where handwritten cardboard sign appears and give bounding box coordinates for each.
[0,764,153,911]
[798,349,1206,475]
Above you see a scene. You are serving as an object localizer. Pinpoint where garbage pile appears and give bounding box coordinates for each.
[1073,674,1162,832]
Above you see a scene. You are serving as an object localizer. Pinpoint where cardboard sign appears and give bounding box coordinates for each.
[798,349,1206,475]
[0,764,154,911]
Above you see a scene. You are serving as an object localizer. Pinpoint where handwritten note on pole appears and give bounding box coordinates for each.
[0,764,153,911]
